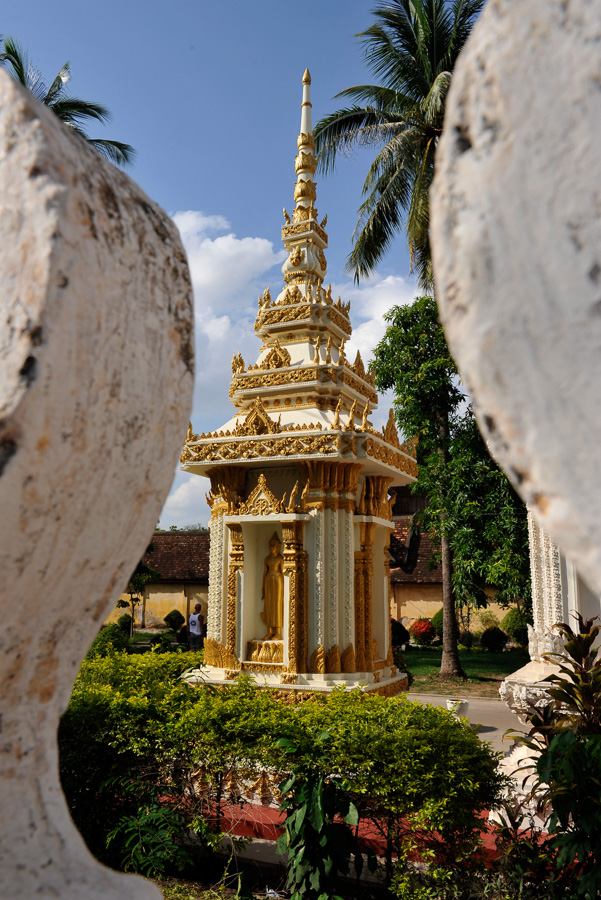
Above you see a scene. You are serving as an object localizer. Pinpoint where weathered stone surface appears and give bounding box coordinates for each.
[0,70,194,898]
[431,0,601,595]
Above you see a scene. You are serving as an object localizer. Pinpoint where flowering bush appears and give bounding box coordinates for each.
[409,617,436,646]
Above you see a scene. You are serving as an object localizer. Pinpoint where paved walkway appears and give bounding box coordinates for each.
[407,692,524,754]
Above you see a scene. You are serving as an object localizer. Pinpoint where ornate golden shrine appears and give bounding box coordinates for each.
[181,71,417,697]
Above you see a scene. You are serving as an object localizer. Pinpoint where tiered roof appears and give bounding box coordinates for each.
[180,71,417,484]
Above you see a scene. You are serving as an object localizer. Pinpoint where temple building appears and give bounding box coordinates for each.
[180,71,417,697]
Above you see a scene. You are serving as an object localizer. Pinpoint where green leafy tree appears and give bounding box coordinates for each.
[314,0,483,288]
[372,296,530,678]
[0,36,134,166]
[117,543,159,635]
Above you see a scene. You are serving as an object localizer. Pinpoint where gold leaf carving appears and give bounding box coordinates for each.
[247,639,284,663]
[204,637,239,670]
[365,437,419,478]
[183,433,340,465]
[309,645,325,674]
[260,340,291,370]
[234,398,281,436]
[295,152,317,173]
[294,180,317,203]
[326,644,341,674]
[238,473,284,516]
[289,245,304,266]
[341,643,356,673]
[383,409,401,448]
[297,132,315,150]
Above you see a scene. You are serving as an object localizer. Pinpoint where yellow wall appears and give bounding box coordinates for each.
[105,583,208,629]
[390,583,514,629]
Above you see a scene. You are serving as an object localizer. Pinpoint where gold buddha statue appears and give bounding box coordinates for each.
[261,533,284,641]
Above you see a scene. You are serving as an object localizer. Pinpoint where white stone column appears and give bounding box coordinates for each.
[207,513,226,642]
[312,508,325,650]
[326,507,339,649]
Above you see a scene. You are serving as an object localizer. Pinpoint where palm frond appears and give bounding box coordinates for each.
[50,96,110,125]
[314,0,482,282]
[86,138,136,166]
[0,36,134,168]
[314,105,406,174]
[0,35,29,86]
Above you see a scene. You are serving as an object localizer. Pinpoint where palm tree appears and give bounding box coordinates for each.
[314,0,483,289]
[0,36,135,167]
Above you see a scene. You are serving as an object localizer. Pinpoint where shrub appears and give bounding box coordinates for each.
[430,607,444,638]
[116,614,132,636]
[87,624,131,658]
[409,617,436,646]
[164,609,185,632]
[480,626,508,653]
[478,609,500,631]
[458,629,474,649]
[60,653,504,879]
[391,618,410,647]
[502,607,532,647]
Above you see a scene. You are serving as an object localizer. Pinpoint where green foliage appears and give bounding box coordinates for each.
[117,613,133,636]
[60,654,504,881]
[0,36,134,165]
[107,797,194,877]
[480,627,508,654]
[277,733,362,900]
[313,0,484,289]
[431,608,444,638]
[164,609,185,632]
[501,607,532,648]
[510,615,601,898]
[372,295,530,679]
[478,610,500,631]
[87,624,131,658]
[409,617,436,646]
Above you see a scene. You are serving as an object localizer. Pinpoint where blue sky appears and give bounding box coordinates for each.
[3,0,418,526]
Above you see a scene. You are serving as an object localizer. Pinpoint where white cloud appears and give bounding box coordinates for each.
[158,473,211,530]
[158,218,419,527]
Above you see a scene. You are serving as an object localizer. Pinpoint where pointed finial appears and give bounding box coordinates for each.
[300,68,312,134]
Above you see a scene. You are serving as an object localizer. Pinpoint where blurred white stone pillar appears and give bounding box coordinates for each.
[0,71,194,899]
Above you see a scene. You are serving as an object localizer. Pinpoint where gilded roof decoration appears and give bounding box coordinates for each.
[382,409,401,448]
[295,152,317,173]
[238,473,286,515]
[180,70,417,488]
[258,340,291,370]
[182,432,347,465]
[234,398,281,435]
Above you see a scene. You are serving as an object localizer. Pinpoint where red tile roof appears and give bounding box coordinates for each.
[389,515,442,584]
[143,533,210,583]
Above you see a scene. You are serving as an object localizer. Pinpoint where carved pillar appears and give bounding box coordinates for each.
[354,520,375,671]
[282,519,308,674]
[207,512,226,641]
[225,523,244,659]
[363,523,375,671]
[383,531,394,665]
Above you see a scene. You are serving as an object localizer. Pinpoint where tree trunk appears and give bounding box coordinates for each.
[439,527,466,679]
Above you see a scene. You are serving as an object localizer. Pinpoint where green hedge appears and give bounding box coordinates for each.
[59,651,504,874]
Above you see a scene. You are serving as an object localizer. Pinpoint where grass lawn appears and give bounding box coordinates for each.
[405,646,529,698]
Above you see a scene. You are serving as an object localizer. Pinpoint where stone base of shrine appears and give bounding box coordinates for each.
[499,659,560,724]
[184,665,409,700]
